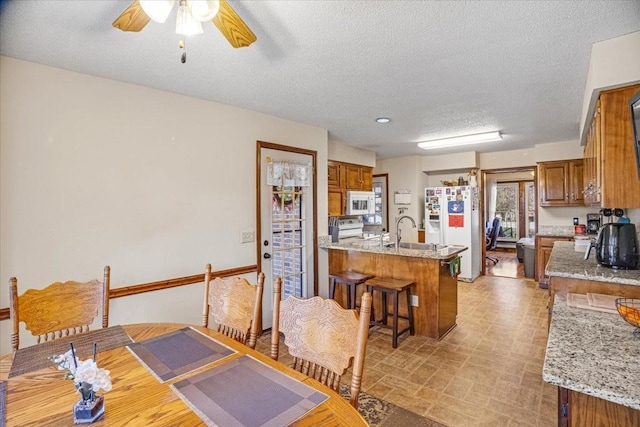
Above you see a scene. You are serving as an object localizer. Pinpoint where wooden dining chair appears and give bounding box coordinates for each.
[9,266,111,351]
[270,277,372,409]
[201,264,264,349]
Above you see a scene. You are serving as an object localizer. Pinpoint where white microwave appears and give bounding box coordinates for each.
[346,191,375,215]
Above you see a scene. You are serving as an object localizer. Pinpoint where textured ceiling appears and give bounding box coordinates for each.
[1,1,639,159]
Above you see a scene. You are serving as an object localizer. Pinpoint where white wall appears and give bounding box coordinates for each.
[374,156,428,238]
[380,140,598,229]
[420,151,478,172]
[328,139,376,167]
[0,57,329,354]
[580,31,640,143]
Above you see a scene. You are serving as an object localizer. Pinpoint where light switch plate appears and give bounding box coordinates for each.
[240,230,255,243]
[410,295,419,307]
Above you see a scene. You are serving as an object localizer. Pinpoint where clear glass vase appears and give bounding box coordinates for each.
[73,382,104,424]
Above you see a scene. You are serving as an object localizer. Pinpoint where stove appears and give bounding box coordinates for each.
[337,216,364,240]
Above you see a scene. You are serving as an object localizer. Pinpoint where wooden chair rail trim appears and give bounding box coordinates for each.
[0,264,258,321]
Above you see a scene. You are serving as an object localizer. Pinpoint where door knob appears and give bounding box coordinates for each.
[263,253,271,259]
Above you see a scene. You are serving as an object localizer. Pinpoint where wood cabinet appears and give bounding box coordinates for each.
[328,161,345,216]
[345,163,373,191]
[327,160,373,216]
[538,159,584,206]
[583,100,602,206]
[535,235,573,289]
[327,161,342,189]
[583,84,640,208]
[418,230,425,243]
[558,387,640,427]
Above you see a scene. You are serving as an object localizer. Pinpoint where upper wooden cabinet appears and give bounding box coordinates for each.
[327,160,373,216]
[327,161,343,189]
[345,164,373,191]
[583,84,640,208]
[538,159,584,207]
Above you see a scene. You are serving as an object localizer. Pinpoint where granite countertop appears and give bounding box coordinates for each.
[546,241,640,286]
[318,236,467,260]
[536,232,576,238]
[543,294,640,410]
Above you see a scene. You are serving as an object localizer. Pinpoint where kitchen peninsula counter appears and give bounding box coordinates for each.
[320,238,468,259]
[319,237,467,339]
[546,241,640,286]
[545,242,640,324]
[543,294,640,424]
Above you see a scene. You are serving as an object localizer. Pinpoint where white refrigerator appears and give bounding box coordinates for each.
[425,186,481,282]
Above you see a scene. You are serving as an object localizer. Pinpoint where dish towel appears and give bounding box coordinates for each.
[449,256,461,278]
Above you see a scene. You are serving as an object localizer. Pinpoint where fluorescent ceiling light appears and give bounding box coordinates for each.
[417,131,502,150]
[375,117,391,124]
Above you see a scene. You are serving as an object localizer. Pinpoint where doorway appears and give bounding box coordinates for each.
[482,166,537,278]
[257,141,317,330]
[363,174,389,231]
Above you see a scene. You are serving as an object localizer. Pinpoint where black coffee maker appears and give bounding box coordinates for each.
[586,213,601,234]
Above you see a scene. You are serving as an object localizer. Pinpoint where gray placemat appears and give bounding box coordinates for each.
[171,355,328,427]
[0,380,6,427]
[9,326,133,378]
[127,327,236,383]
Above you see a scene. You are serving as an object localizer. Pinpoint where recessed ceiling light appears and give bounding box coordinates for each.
[375,117,391,124]
[417,131,502,150]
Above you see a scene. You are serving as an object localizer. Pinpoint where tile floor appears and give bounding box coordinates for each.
[258,275,557,427]
[486,248,525,279]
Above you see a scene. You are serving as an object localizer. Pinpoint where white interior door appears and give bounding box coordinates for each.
[258,146,315,331]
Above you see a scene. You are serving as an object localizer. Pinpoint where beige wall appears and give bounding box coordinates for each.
[378,140,603,229]
[374,156,428,238]
[580,31,640,142]
[328,139,376,167]
[0,57,329,354]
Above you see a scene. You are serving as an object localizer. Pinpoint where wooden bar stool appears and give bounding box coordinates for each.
[329,271,375,310]
[365,277,415,348]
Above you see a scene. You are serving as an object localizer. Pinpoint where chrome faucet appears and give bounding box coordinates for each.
[395,215,417,248]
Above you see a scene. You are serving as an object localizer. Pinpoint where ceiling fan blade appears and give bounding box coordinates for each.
[112,0,151,32]
[212,0,257,48]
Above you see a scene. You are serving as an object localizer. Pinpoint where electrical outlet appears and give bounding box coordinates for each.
[240,230,255,243]
[411,295,419,307]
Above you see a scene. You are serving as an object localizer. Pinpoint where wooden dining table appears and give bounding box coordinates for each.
[0,324,368,426]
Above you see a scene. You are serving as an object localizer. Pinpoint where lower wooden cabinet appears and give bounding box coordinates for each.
[535,235,573,289]
[558,387,640,427]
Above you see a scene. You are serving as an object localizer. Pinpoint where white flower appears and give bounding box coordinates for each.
[74,359,112,393]
[50,348,112,394]
[51,350,80,375]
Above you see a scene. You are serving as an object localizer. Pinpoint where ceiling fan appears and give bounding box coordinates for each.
[112,0,256,49]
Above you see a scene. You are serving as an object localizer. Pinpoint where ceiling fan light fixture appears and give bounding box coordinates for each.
[139,0,175,23]
[417,131,502,150]
[176,1,204,35]
[189,0,220,21]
